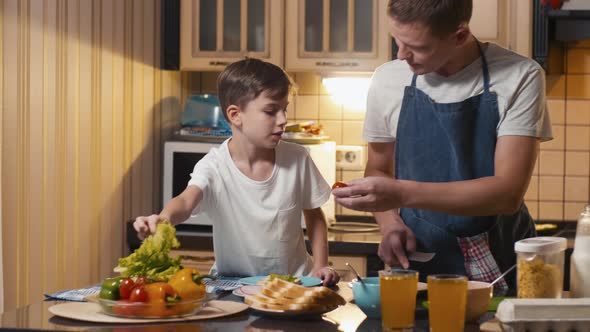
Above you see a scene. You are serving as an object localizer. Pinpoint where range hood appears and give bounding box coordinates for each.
[533,0,590,69]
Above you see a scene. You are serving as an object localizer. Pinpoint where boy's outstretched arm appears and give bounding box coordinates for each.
[303,208,340,286]
[134,185,203,240]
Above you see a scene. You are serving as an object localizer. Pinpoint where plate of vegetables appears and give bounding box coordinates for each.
[95,222,215,318]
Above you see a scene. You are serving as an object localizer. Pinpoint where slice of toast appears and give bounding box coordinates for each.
[244,278,345,313]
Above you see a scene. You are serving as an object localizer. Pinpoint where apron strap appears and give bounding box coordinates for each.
[411,73,418,87]
[475,40,491,93]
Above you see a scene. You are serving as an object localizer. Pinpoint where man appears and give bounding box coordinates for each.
[332,0,551,293]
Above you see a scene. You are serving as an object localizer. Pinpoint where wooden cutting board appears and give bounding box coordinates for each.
[49,300,248,323]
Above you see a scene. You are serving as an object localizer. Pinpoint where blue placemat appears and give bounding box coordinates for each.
[44,285,101,302]
[44,277,242,302]
[204,277,242,292]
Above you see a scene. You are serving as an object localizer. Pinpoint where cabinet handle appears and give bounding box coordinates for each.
[315,61,359,67]
[209,61,231,66]
[179,255,215,262]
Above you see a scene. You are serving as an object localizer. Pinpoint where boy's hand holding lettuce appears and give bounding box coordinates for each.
[114,221,182,281]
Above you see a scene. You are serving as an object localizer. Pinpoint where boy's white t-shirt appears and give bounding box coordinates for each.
[187,139,331,277]
[363,43,553,143]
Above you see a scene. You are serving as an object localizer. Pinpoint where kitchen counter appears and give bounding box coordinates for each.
[0,290,494,332]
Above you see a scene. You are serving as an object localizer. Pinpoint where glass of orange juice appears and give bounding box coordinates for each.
[379,269,419,331]
[427,274,468,332]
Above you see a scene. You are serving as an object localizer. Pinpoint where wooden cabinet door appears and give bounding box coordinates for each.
[285,0,390,72]
[471,0,532,57]
[181,0,284,70]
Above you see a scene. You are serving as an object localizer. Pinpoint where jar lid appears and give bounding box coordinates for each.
[514,237,567,254]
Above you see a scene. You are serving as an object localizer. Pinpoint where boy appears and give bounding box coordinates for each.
[134,58,339,286]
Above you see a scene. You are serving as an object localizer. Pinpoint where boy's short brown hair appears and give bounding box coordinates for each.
[217,58,294,121]
[387,0,472,38]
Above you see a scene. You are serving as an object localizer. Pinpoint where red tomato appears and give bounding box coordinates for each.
[129,286,148,302]
[332,181,348,189]
[118,278,135,300]
[135,276,148,285]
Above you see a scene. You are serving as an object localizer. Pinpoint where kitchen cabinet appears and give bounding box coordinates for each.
[170,249,216,273]
[285,0,391,72]
[328,255,367,281]
[180,0,284,70]
[470,0,532,57]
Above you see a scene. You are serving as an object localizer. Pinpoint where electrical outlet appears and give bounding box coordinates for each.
[336,145,365,170]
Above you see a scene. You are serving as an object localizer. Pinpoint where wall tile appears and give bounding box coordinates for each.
[567,48,590,74]
[319,96,343,120]
[525,176,539,201]
[566,100,590,125]
[525,200,539,220]
[343,105,367,120]
[342,121,365,145]
[541,125,564,150]
[539,150,564,175]
[567,75,590,99]
[295,95,319,120]
[565,151,590,176]
[548,43,565,75]
[322,120,343,145]
[295,72,320,95]
[566,126,590,151]
[564,176,590,202]
[568,40,590,48]
[539,201,563,221]
[565,202,588,221]
[539,176,564,201]
[547,99,565,125]
[546,75,566,98]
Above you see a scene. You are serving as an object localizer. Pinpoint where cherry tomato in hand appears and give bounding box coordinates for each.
[332,181,348,189]
[129,286,148,302]
[118,278,135,300]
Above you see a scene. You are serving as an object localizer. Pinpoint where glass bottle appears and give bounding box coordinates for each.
[569,204,590,297]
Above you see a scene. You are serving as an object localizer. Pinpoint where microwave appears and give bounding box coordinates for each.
[163,140,336,227]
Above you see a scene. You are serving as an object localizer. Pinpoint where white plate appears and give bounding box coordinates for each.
[49,300,249,323]
[248,304,336,318]
[232,285,262,297]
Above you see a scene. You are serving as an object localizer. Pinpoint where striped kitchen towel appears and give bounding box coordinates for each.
[44,285,101,302]
[204,277,242,293]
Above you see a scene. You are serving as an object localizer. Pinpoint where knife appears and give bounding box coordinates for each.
[408,251,435,262]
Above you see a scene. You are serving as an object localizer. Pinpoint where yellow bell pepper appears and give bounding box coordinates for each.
[168,267,215,301]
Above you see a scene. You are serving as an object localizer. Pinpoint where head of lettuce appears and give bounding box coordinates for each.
[114,221,182,281]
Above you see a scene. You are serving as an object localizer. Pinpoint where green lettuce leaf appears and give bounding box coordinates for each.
[114,221,182,281]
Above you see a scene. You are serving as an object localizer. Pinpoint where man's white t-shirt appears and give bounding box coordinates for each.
[363,43,553,143]
[187,139,331,277]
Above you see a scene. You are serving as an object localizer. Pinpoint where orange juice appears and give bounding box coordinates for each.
[379,270,418,331]
[427,275,468,332]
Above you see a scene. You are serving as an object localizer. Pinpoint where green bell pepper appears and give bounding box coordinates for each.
[99,276,124,300]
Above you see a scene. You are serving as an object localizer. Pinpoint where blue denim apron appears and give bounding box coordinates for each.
[395,43,536,290]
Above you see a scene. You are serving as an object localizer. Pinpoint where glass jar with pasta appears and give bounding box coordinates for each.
[514,237,567,299]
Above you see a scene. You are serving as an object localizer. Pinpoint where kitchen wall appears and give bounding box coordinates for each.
[528,40,590,222]
[0,0,188,311]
